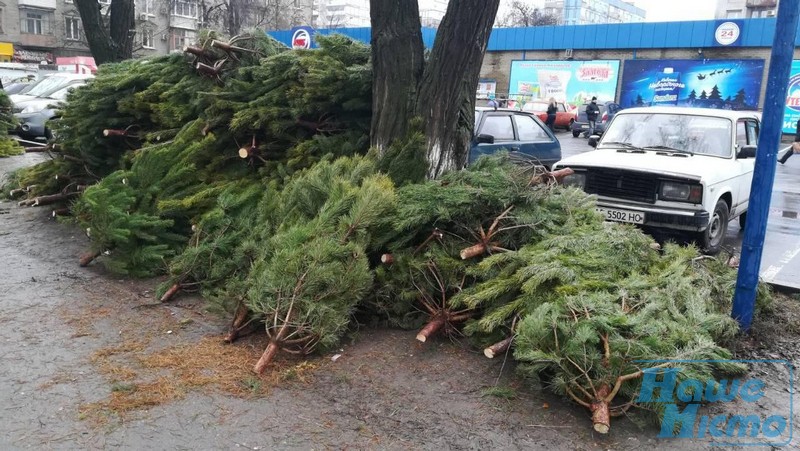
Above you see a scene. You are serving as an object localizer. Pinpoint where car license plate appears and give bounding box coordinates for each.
[581,125,588,129]
[596,207,645,224]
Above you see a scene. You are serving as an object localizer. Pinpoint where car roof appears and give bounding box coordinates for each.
[42,73,94,80]
[617,106,760,120]
[475,107,529,113]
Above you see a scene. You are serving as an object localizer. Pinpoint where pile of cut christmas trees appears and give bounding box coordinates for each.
[0,89,23,157]
[3,31,772,434]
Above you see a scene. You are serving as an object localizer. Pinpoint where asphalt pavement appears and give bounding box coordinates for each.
[555,130,800,290]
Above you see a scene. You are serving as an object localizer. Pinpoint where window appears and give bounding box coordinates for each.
[514,115,551,142]
[557,103,567,113]
[142,28,154,48]
[735,120,759,148]
[736,120,747,148]
[173,0,197,17]
[480,115,515,141]
[0,9,4,34]
[726,9,742,18]
[746,120,759,146]
[65,17,80,41]
[172,29,189,50]
[142,0,154,15]
[22,12,45,35]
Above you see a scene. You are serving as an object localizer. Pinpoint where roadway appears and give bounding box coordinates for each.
[556,130,800,290]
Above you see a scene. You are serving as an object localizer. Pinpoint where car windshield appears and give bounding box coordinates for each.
[45,85,75,101]
[25,76,73,97]
[599,113,733,157]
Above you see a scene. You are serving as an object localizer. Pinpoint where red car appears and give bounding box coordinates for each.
[522,101,574,131]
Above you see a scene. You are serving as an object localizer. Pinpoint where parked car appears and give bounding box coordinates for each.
[13,83,85,140]
[10,73,93,108]
[470,107,562,168]
[522,101,574,130]
[554,106,759,254]
[4,82,34,95]
[571,100,621,138]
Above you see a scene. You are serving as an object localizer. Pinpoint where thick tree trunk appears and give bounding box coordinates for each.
[369,0,424,154]
[75,0,135,65]
[416,0,501,179]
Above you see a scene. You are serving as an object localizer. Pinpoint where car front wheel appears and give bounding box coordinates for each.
[696,199,729,255]
[572,130,580,138]
[566,119,574,131]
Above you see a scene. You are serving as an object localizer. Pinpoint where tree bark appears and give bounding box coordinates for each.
[253,341,280,374]
[159,283,182,302]
[484,335,514,359]
[369,0,424,154]
[416,0,501,178]
[591,384,611,434]
[415,316,445,342]
[75,0,135,65]
[32,192,81,206]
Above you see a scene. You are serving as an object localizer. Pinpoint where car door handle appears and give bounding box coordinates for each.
[510,146,520,151]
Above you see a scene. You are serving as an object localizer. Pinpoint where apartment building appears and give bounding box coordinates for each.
[312,0,448,29]
[0,0,92,64]
[0,0,316,64]
[715,0,777,19]
[543,0,646,25]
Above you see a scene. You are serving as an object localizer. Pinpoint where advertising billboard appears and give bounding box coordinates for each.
[620,59,764,111]
[783,61,800,134]
[508,60,620,105]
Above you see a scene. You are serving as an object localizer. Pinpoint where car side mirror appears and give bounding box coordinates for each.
[476,133,495,144]
[588,135,599,148]
[737,145,757,159]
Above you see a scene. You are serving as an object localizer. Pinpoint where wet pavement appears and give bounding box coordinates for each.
[557,132,800,291]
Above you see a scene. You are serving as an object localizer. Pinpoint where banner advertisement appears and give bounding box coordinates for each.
[508,60,620,105]
[620,59,764,111]
[783,61,800,134]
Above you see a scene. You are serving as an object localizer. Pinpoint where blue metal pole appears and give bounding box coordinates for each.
[732,0,800,331]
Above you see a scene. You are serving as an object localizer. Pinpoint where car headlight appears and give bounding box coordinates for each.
[659,181,702,203]
[20,105,40,114]
[561,172,586,189]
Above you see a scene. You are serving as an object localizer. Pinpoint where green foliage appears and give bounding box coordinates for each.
[0,90,22,157]
[245,155,395,352]
[376,118,427,186]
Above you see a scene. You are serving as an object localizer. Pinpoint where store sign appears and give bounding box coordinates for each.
[291,27,314,50]
[13,49,53,63]
[713,20,743,47]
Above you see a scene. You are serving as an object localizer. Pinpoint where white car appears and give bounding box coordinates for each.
[553,106,760,254]
[10,73,93,107]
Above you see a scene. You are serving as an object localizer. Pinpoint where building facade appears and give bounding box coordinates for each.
[312,0,448,29]
[0,0,93,64]
[715,0,778,19]
[0,0,317,64]
[543,0,646,25]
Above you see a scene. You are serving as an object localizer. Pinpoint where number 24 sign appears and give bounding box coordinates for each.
[715,22,741,46]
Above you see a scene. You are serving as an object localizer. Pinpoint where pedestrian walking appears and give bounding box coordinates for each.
[545,97,558,131]
[487,95,499,109]
[779,118,800,164]
[585,96,600,138]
